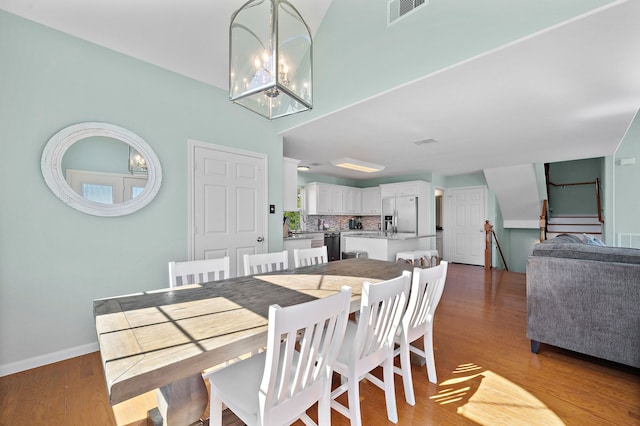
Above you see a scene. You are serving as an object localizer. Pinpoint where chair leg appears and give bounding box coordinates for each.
[399,340,416,406]
[424,332,437,383]
[347,375,362,426]
[209,390,223,426]
[317,387,331,426]
[382,356,399,423]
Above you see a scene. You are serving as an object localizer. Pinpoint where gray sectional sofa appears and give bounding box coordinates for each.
[526,234,640,368]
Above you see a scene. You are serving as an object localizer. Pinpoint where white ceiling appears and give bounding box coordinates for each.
[0,0,333,90]
[282,0,640,179]
[3,0,639,180]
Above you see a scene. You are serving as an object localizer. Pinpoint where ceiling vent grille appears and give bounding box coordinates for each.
[388,0,428,25]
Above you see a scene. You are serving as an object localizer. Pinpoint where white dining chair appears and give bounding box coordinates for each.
[330,271,411,425]
[243,251,288,276]
[207,286,353,426]
[394,262,448,405]
[168,257,230,288]
[293,246,328,268]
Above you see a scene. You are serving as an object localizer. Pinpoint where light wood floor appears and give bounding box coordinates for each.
[1,264,638,425]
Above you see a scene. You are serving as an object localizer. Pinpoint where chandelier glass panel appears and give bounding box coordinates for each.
[230,0,312,119]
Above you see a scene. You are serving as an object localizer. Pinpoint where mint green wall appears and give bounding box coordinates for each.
[603,156,615,244]
[62,137,131,175]
[444,171,487,188]
[297,172,359,187]
[0,11,284,367]
[357,173,434,188]
[276,0,614,133]
[547,157,603,216]
[507,229,540,273]
[614,110,640,239]
[0,0,622,368]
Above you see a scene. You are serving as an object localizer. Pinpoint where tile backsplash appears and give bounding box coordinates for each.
[303,215,381,232]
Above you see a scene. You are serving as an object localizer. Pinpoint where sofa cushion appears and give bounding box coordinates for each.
[532,238,640,265]
[539,233,584,244]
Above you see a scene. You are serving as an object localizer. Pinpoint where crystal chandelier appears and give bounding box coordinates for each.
[229,0,312,119]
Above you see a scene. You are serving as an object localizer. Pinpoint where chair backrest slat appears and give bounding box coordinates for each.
[353,271,411,361]
[168,257,230,288]
[243,251,289,276]
[293,246,329,268]
[404,262,448,335]
[258,287,351,423]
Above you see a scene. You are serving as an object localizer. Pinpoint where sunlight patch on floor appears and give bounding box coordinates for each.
[431,363,565,425]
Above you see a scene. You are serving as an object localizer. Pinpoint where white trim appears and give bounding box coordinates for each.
[503,219,539,229]
[0,342,99,377]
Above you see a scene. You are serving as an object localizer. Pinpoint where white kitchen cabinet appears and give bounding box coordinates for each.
[282,157,299,211]
[380,181,429,198]
[306,182,343,214]
[342,187,362,214]
[361,186,381,215]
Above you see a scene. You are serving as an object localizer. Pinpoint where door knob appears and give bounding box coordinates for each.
[257,236,264,242]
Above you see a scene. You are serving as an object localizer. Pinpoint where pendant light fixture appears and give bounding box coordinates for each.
[229,0,313,119]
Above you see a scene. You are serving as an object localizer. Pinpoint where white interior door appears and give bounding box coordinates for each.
[444,186,486,266]
[189,141,267,278]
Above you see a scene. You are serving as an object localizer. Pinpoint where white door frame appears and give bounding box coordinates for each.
[187,139,269,261]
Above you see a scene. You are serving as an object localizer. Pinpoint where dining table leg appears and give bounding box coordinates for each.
[149,373,208,425]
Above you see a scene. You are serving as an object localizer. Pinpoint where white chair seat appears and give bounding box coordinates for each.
[208,350,266,423]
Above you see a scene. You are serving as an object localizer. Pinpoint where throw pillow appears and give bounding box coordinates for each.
[582,233,605,246]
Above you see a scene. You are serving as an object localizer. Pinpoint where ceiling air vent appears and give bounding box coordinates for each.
[388,0,428,25]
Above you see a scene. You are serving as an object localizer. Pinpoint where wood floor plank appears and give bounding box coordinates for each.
[1,264,638,425]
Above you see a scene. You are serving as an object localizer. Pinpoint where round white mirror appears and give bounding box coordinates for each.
[41,122,162,217]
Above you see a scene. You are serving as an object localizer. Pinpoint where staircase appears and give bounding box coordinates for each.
[546,215,602,240]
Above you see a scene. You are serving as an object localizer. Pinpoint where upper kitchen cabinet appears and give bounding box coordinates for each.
[361,186,381,215]
[283,157,300,211]
[342,187,362,215]
[306,182,343,214]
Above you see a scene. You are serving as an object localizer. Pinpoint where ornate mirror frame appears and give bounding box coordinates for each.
[41,122,162,217]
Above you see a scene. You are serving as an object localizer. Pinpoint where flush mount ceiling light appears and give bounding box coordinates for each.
[229,0,312,120]
[331,157,385,173]
[297,165,310,171]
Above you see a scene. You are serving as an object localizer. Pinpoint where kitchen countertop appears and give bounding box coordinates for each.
[283,234,315,240]
[343,232,436,240]
[282,229,380,240]
[289,229,379,234]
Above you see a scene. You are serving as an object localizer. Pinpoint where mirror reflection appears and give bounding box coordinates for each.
[61,136,148,205]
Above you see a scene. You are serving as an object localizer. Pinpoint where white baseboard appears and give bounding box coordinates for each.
[0,342,99,377]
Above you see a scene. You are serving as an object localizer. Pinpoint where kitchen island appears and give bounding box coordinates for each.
[343,232,436,262]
